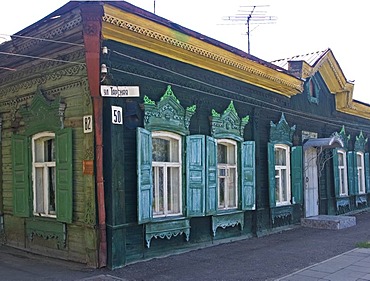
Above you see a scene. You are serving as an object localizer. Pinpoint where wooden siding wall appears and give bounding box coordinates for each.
[103,40,370,267]
[0,11,98,266]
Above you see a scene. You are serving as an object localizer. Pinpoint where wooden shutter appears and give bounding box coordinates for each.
[268,143,276,207]
[56,128,73,223]
[353,152,359,195]
[291,146,303,204]
[365,152,370,193]
[11,134,30,217]
[137,127,153,224]
[241,141,255,210]
[347,151,355,195]
[186,135,205,217]
[332,149,340,197]
[206,136,217,215]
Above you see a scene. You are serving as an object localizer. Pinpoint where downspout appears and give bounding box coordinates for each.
[81,3,106,267]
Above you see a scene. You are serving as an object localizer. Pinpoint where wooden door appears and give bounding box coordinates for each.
[304,147,319,217]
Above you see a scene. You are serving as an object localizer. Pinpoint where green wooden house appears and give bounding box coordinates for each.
[1,1,370,270]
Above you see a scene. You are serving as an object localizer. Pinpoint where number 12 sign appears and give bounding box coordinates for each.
[112,106,123,125]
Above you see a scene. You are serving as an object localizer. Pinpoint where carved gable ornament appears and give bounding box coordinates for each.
[143,85,196,135]
[210,101,249,141]
[270,113,296,144]
[20,89,66,136]
[331,126,350,150]
[355,131,368,152]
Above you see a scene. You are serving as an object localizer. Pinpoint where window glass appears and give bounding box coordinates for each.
[32,132,56,217]
[357,152,365,194]
[274,144,290,205]
[152,132,182,217]
[337,150,348,196]
[217,139,238,210]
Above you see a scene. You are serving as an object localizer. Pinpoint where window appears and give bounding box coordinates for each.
[12,128,73,222]
[32,132,56,217]
[152,131,182,217]
[274,144,291,205]
[217,139,238,210]
[356,152,366,194]
[309,79,317,98]
[337,149,348,196]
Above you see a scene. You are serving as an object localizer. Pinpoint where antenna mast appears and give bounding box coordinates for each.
[222,5,277,54]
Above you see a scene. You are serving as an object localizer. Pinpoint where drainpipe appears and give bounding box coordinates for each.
[81,3,106,268]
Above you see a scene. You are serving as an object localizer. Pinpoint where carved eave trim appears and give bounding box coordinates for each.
[313,50,347,94]
[311,49,370,120]
[102,4,302,97]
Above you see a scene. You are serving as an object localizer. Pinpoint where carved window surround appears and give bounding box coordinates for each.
[143,85,196,135]
[331,126,350,150]
[355,131,368,152]
[210,101,249,142]
[211,211,244,237]
[19,89,65,135]
[145,218,190,248]
[269,113,296,145]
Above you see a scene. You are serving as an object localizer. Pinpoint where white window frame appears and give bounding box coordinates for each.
[356,152,366,194]
[152,131,182,218]
[275,144,291,206]
[32,132,56,218]
[338,149,348,196]
[217,139,238,210]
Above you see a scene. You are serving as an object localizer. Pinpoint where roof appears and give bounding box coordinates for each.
[7,1,291,76]
[271,49,329,69]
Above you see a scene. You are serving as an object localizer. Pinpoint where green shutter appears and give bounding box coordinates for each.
[241,141,255,210]
[268,143,276,207]
[137,127,153,224]
[332,149,340,197]
[353,152,359,195]
[291,146,303,204]
[365,153,370,193]
[56,128,73,223]
[11,134,30,217]
[186,135,205,217]
[206,136,217,215]
[347,151,355,195]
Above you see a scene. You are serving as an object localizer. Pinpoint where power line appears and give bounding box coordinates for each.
[0,33,84,47]
[108,49,370,131]
[0,51,85,65]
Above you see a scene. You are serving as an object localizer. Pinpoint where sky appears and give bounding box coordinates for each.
[1,0,368,103]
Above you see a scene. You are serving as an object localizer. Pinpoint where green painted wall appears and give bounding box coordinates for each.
[102,40,370,268]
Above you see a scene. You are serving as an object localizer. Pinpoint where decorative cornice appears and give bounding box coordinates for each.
[0,63,86,97]
[0,79,84,110]
[10,16,82,54]
[0,49,86,86]
[102,5,302,97]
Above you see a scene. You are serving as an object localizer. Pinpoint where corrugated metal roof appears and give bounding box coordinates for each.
[271,49,329,69]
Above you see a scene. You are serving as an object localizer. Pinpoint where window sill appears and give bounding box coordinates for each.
[212,211,244,236]
[270,205,293,224]
[145,217,190,248]
[25,217,66,248]
[356,194,367,207]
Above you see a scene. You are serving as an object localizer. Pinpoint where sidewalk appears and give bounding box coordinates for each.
[1,210,370,280]
[277,248,370,281]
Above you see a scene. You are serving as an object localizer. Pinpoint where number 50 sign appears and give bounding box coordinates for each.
[112,106,123,125]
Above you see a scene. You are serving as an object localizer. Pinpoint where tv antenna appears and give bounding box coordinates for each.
[222,5,277,54]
